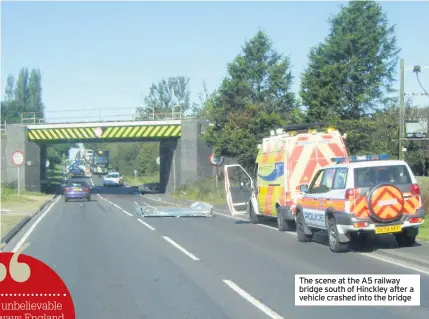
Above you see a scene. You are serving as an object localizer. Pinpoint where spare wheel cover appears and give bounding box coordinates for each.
[368,184,404,221]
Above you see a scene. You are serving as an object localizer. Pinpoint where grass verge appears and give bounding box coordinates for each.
[123,174,159,187]
[173,177,226,205]
[1,184,52,239]
[417,176,429,241]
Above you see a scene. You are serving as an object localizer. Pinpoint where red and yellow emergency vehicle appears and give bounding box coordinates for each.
[224,122,349,231]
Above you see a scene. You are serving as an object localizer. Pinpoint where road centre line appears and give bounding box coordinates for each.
[223,280,284,319]
[11,196,62,253]
[137,218,156,231]
[162,236,200,261]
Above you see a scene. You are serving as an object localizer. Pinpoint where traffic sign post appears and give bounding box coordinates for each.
[12,151,24,197]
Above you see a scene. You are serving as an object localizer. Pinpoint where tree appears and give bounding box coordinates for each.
[137,76,192,119]
[14,68,30,108]
[203,30,297,167]
[28,68,44,114]
[4,74,14,101]
[300,1,400,122]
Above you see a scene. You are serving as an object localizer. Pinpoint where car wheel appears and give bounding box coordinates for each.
[296,211,312,242]
[276,207,294,232]
[328,218,348,252]
[87,196,91,201]
[395,232,416,247]
[64,198,68,202]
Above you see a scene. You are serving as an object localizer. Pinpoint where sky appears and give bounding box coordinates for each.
[1,1,429,123]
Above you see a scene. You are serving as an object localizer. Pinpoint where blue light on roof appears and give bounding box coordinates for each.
[330,154,389,163]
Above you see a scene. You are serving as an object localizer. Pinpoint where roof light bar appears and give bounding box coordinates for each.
[331,154,389,163]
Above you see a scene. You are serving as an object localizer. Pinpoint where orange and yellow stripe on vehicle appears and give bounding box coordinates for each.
[256,148,286,216]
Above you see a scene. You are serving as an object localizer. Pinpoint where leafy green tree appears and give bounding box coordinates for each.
[4,74,14,102]
[28,68,44,114]
[203,30,297,168]
[137,76,192,119]
[14,68,30,108]
[1,68,45,123]
[300,1,400,122]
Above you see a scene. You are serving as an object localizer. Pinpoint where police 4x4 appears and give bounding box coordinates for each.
[295,154,425,252]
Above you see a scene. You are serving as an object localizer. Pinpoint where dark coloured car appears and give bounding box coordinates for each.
[64,181,91,202]
[69,166,85,177]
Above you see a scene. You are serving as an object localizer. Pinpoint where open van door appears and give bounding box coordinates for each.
[224,164,258,216]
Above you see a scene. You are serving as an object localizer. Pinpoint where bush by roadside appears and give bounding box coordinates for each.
[173,177,226,205]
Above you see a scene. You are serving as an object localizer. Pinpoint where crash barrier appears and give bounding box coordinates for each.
[134,201,215,217]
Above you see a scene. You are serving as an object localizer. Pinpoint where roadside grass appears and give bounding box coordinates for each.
[417,176,429,241]
[123,174,159,187]
[173,177,226,205]
[1,184,52,238]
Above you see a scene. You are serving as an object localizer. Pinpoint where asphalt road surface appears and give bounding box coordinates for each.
[4,175,429,319]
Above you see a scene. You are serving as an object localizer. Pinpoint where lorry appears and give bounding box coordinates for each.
[223,122,349,231]
[91,150,110,175]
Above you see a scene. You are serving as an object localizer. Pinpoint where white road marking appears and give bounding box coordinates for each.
[163,236,200,261]
[122,209,133,217]
[137,218,156,230]
[90,178,95,186]
[223,280,284,319]
[11,196,62,253]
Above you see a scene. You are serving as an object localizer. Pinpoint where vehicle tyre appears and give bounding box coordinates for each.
[296,211,312,242]
[277,207,294,231]
[328,218,348,252]
[395,232,416,247]
[87,196,91,201]
[64,198,68,202]
[249,203,260,224]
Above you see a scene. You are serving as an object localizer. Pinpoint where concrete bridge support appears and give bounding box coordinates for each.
[159,120,214,194]
[0,125,41,192]
[1,120,215,195]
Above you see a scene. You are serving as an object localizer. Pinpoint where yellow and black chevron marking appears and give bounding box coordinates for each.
[27,124,182,141]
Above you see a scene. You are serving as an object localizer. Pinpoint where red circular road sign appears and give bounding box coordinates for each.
[11,151,24,167]
[95,127,103,138]
[209,153,224,167]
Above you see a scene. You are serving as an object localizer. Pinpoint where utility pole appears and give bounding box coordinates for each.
[399,58,405,160]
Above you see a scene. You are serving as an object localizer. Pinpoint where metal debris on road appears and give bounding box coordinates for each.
[135,201,215,218]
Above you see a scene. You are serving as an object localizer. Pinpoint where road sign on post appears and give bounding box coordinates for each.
[12,151,24,197]
[209,153,224,167]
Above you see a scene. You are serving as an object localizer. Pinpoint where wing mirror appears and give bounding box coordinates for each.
[299,184,309,193]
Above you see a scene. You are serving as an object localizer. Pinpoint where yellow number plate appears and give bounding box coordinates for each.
[74,188,82,191]
[375,225,402,234]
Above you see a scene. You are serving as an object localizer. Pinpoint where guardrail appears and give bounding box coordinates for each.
[16,110,200,125]
[21,112,45,124]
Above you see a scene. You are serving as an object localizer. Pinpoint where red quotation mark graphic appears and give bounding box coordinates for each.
[0,243,75,318]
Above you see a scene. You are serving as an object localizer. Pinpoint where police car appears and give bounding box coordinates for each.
[295,154,425,252]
